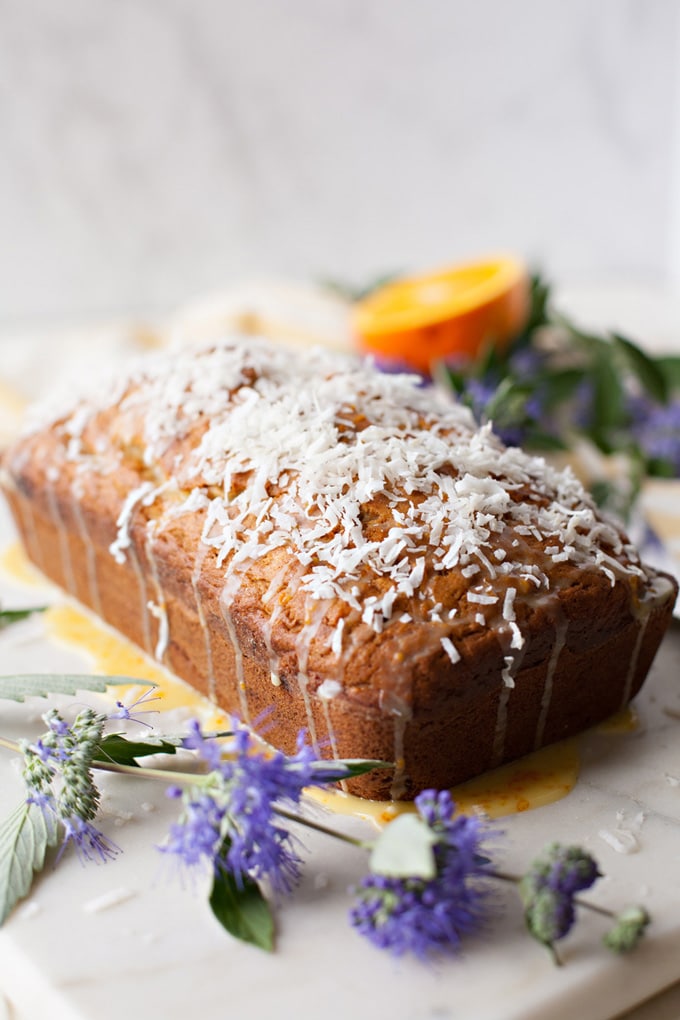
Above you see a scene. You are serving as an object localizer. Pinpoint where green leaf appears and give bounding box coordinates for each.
[0,801,58,925]
[475,337,504,380]
[0,675,156,703]
[0,607,47,630]
[656,355,680,391]
[369,813,437,879]
[611,332,669,404]
[523,430,568,452]
[645,456,678,479]
[433,362,466,395]
[556,313,607,351]
[526,272,552,332]
[590,353,626,434]
[94,733,180,767]
[323,758,394,779]
[543,367,587,404]
[209,862,275,951]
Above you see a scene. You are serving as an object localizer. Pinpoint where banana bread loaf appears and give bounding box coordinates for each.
[1,337,676,799]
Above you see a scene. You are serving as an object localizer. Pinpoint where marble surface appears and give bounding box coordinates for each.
[0,2,678,325]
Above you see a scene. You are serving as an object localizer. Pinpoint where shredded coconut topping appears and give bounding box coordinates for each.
[50,337,639,634]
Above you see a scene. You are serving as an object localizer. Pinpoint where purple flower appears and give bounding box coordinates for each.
[350,790,494,959]
[372,354,430,383]
[60,816,120,864]
[628,394,680,475]
[180,718,225,771]
[462,378,497,421]
[109,688,160,729]
[456,375,558,449]
[509,346,546,378]
[164,792,226,869]
[519,843,600,949]
[22,708,116,866]
[162,721,352,896]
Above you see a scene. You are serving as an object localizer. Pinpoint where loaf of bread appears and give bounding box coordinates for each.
[1,337,676,799]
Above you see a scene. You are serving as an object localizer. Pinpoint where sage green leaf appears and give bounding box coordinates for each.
[0,675,156,703]
[95,733,180,767]
[209,865,275,951]
[611,332,669,404]
[370,813,437,879]
[0,607,47,630]
[0,801,58,925]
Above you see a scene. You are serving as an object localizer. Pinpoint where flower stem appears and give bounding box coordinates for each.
[273,804,372,850]
[490,869,616,920]
[91,758,205,784]
[0,735,20,754]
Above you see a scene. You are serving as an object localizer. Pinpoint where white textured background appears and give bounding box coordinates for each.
[1,0,679,326]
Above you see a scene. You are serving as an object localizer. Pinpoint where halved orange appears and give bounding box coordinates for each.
[353,256,530,373]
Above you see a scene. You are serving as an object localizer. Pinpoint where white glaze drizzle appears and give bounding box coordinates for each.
[127,541,154,657]
[491,639,528,768]
[16,494,43,569]
[620,598,653,710]
[293,597,329,752]
[145,520,169,662]
[220,570,251,722]
[316,681,347,793]
[534,613,569,750]
[44,471,77,595]
[70,476,103,617]
[375,687,412,800]
[191,538,217,702]
[260,561,297,681]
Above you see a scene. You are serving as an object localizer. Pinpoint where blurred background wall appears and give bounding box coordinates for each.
[1,0,679,326]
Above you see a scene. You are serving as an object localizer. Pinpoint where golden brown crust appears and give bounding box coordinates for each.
[1,340,677,799]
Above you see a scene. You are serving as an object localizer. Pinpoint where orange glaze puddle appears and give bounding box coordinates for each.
[594,706,639,734]
[0,540,45,587]
[311,739,581,825]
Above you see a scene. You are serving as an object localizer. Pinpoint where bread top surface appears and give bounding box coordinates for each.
[6,337,673,713]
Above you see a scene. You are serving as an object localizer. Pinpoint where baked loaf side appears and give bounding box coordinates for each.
[1,338,676,799]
